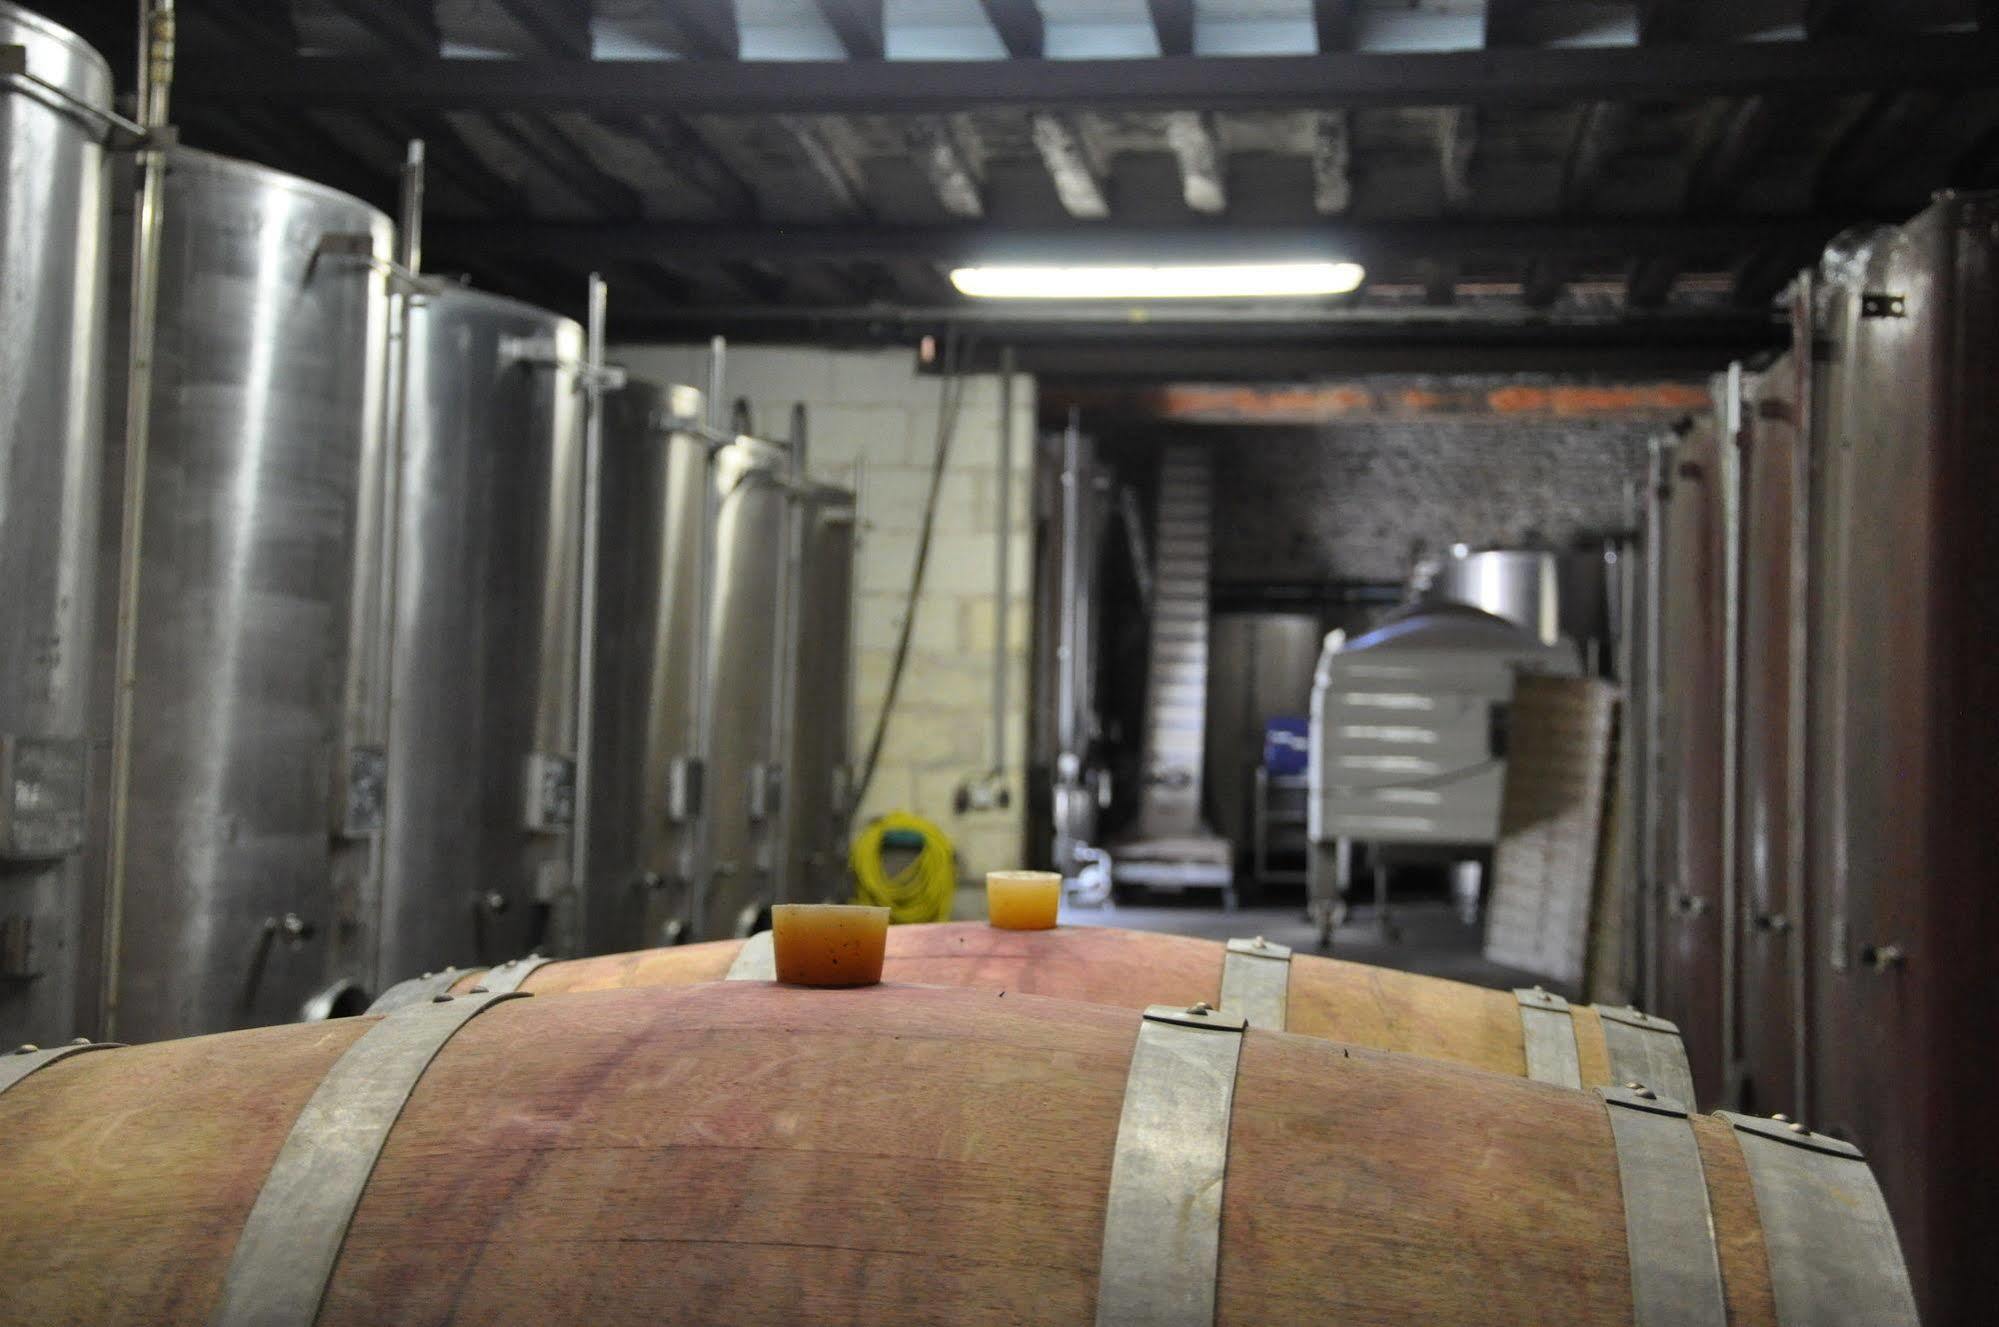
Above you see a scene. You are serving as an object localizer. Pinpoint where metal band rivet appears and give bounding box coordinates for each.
[475,952,556,995]
[1219,936,1291,1030]
[0,1040,121,1100]
[1514,987,1582,1089]
[365,966,467,1014]
[1596,1004,1697,1110]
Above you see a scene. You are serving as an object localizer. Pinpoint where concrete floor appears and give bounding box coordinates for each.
[950,884,1554,993]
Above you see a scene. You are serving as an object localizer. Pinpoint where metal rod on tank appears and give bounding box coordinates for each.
[398,140,424,274]
[687,337,726,935]
[1639,432,1668,1015]
[100,0,176,1041]
[569,273,611,956]
[364,141,426,993]
[1719,364,1745,1107]
[768,407,807,903]
[990,346,1015,781]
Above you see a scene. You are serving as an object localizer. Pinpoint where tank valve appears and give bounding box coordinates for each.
[1860,943,1906,973]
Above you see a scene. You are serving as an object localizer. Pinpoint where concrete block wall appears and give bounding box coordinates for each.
[609,343,1034,885]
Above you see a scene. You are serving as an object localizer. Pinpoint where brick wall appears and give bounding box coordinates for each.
[610,344,1033,884]
[1188,415,1655,586]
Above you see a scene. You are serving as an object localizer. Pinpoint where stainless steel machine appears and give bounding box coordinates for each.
[91,147,394,1042]
[777,480,859,906]
[1306,603,1579,942]
[379,287,584,985]
[1414,548,1562,645]
[583,379,712,954]
[0,3,113,1045]
[697,434,791,939]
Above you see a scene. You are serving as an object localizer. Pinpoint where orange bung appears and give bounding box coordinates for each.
[771,904,890,986]
[986,871,1062,930]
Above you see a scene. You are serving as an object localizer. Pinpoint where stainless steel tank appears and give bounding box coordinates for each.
[92,147,394,1041]
[1418,548,1562,645]
[777,481,858,905]
[381,288,583,983]
[0,4,113,1045]
[583,379,710,954]
[697,434,790,939]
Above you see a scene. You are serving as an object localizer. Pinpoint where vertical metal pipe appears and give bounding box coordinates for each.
[397,140,424,274]
[1639,432,1668,1014]
[990,346,1015,778]
[567,273,609,956]
[1785,283,1815,1118]
[100,0,175,1041]
[1056,409,1082,766]
[767,406,806,903]
[687,337,725,935]
[1719,363,1745,1107]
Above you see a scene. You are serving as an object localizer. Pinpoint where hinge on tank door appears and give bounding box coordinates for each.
[666,756,704,822]
[0,736,86,860]
[1859,293,1907,318]
[747,763,782,822]
[336,746,387,838]
[523,752,576,833]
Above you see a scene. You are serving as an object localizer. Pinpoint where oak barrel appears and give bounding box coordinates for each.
[0,981,1915,1325]
[405,922,1695,1101]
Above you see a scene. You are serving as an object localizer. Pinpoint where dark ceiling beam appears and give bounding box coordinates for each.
[906,120,986,218]
[1482,0,1538,48]
[181,35,1999,114]
[1523,256,1568,309]
[1148,0,1196,56]
[427,216,1857,266]
[778,116,873,217]
[605,307,1781,365]
[1312,110,1352,215]
[1636,0,1687,44]
[1815,91,1951,207]
[815,0,885,59]
[1437,107,1476,214]
[1029,113,1112,219]
[649,0,740,58]
[1162,111,1226,214]
[1557,101,1629,211]
[1312,0,1355,52]
[977,0,1044,57]
[1686,96,1776,212]
[1626,255,1681,309]
[475,0,593,58]
[297,0,439,56]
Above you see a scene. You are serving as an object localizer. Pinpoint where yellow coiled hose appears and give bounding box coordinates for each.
[849,811,956,924]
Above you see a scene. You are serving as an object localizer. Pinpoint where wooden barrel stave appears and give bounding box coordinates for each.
[438,924,1648,1093]
[0,982,1846,1326]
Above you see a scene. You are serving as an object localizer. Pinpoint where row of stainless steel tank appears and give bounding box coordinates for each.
[0,3,857,1047]
[1634,190,1998,1327]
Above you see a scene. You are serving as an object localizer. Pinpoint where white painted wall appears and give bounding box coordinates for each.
[610,343,1034,884]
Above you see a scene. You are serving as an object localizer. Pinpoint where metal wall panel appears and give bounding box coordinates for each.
[0,4,111,1045]
[381,288,583,985]
[93,148,392,1042]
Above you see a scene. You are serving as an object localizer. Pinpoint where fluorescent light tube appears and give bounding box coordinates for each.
[949,261,1366,300]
